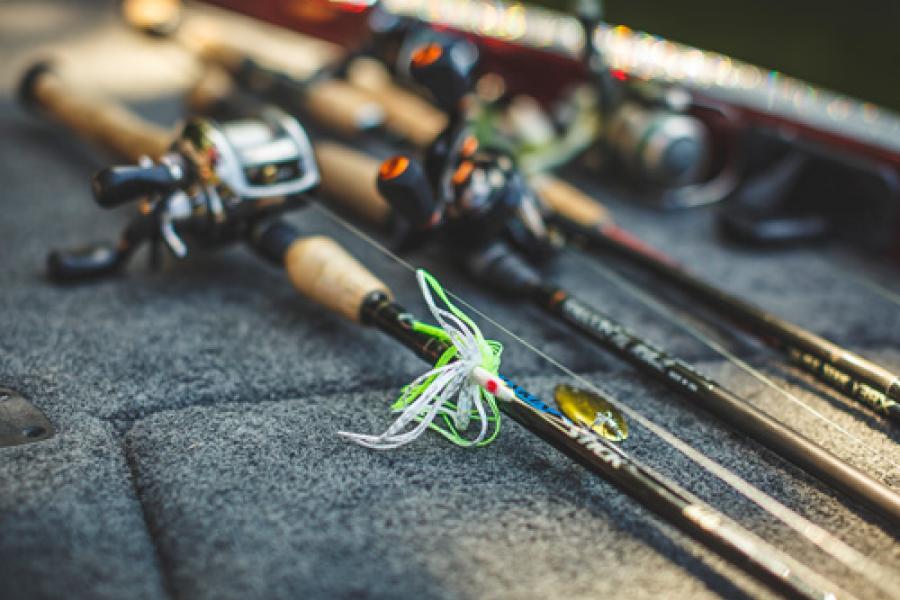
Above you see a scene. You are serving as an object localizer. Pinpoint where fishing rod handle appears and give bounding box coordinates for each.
[19,62,173,162]
[314,141,391,227]
[530,175,611,228]
[284,235,392,323]
[346,58,447,148]
[195,40,384,137]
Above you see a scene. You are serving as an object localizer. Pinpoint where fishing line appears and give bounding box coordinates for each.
[569,250,900,479]
[829,254,900,310]
[850,274,900,308]
[308,201,898,593]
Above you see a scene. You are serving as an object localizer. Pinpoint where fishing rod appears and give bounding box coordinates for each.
[133,0,598,222]
[261,232,848,600]
[18,61,323,278]
[546,200,900,428]
[17,60,844,600]
[205,39,900,527]
[184,17,900,430]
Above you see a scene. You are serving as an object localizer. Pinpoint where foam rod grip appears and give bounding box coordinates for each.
[314,141,391,227]
[531,175,610,228]
[347,58,447,148]
[284,236,392,323]
[19,62,174,162]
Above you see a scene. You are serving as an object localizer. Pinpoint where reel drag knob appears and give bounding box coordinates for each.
[92,161,185,208]
[376,156,441,230]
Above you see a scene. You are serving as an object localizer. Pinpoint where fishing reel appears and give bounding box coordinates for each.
[342,1,479,96]
[48,108,318,280]
[574,1,737,209]
[376,41,554,293]
[717,128,900,253]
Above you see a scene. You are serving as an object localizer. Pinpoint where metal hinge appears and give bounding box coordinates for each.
[0,387,55,447]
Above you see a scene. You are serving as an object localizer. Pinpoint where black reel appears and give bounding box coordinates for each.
[375,40,555,296]
[48,108,319,281]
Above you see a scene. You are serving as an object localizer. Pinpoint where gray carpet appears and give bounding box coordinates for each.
[1,2,899,599]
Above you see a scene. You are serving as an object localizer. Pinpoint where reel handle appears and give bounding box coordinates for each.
[408,42,472,114]
[46,243,127,281]
[19,61,174,162]
[92,163,185,208]
[375,155,440,230]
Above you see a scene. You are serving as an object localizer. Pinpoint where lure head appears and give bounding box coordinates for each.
[555,383,628,442]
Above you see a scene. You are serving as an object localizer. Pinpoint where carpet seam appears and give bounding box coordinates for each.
[121,433,180,600]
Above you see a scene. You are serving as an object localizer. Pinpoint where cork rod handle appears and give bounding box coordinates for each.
[196,41,383,137]
[284,236,392,323]
[346,58,447,148]
[19,62,174,162]
[314,141,390,227]
[531,175,611,228]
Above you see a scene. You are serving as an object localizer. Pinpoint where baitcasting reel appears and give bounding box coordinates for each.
[375,41,555,292]
[49,107,318,280]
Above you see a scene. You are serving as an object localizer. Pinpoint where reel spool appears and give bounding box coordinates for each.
[574,1,733,209]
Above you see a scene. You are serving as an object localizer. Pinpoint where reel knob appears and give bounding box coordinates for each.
[376,155,441,230]
[92,161,185,208]
[408,41,475,113]
[376,156,443,230]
